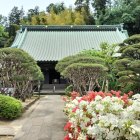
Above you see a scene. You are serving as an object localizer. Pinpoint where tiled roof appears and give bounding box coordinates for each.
[11,25,128,61]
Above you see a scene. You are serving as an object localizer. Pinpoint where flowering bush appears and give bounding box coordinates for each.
[63,91,140,140]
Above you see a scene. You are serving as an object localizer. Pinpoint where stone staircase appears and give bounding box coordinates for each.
[40,84,67,95]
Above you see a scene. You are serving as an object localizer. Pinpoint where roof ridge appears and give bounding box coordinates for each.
[21,25,123,32]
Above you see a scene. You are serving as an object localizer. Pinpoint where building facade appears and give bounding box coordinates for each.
[11,25,128,87]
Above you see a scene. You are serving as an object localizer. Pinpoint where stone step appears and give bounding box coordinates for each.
[0,126,15,136]
[35,90,65,95]
[42,84,67,89]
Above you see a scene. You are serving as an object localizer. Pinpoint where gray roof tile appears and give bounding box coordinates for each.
[11,25,128,61]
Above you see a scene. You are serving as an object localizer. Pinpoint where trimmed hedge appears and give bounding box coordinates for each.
[0,94,23,119]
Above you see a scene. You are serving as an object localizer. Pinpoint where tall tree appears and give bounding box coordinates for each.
[4,24,20,48]
[34,6,40,15]
[9,6,24,25]
[91,0,108,18]
[75,0,95,24]
[0,15,8,26]
[46,2,65,14]
[27,6,40,23]
[100,0,140,35]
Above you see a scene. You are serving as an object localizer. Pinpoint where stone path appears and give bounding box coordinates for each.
[14,95,67,140]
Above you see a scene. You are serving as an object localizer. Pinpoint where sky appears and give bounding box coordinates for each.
[0,0,75,17]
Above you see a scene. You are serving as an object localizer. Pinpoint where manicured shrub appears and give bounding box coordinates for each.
[0,94,23,119]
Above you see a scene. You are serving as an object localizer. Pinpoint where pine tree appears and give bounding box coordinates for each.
[114,35,140,93]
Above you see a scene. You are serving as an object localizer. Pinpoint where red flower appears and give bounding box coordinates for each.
[111,90,116,94]
[71,91,79,100]
[97,91,106,98]
[106,93,113,97]
[115,91,121,97]
[128,91,133,96]
[87,91,97,101]
[64,122,72,131]
[64,135,70,140]
[121,94,129,104]
[72,107,78,113]
[77,126,81,133]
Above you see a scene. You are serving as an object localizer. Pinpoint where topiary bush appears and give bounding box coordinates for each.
[0,94,23,119]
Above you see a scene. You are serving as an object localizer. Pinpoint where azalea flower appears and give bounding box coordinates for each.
[63,91,140,140]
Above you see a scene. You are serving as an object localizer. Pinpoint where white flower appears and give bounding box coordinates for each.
[64,92,140,140]
[68,133,73,138]
[95,95,102,101]
[72,99,79,105]
[110,102,123,112]
[95,104,104,111]
[87,125,100,137]
[79,100,88,109]
[91,114,98,123]
[65,103,75,108]
[131,124,140,133]
[77,133,87,140]
[102,96,112,102]
[132,94,140,101]
[106,131,116,139]
[75,109,83,118]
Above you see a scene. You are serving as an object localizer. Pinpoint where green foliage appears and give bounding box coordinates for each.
[0,94,23,119]
[56,54,104,73]
[91,0,108,18]
[65,85,73,96]
[0,15,7,26]
[123,34,140,45]
[62,63,107,77]
[114,34,140,93]
[2,24,20,48]
[46,8,86,25]
[56,52,107,94]
[8,24,20,37]
[100,0,140,35]
[1,1,140,36]
[20,5,91,25]
[0,48,44,101]
[74,0,95,25]
[0,25,8,48]
[81,42,119,91]
[4,36,14,48]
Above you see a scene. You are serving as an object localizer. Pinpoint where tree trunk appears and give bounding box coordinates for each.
[105,79,109,92]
